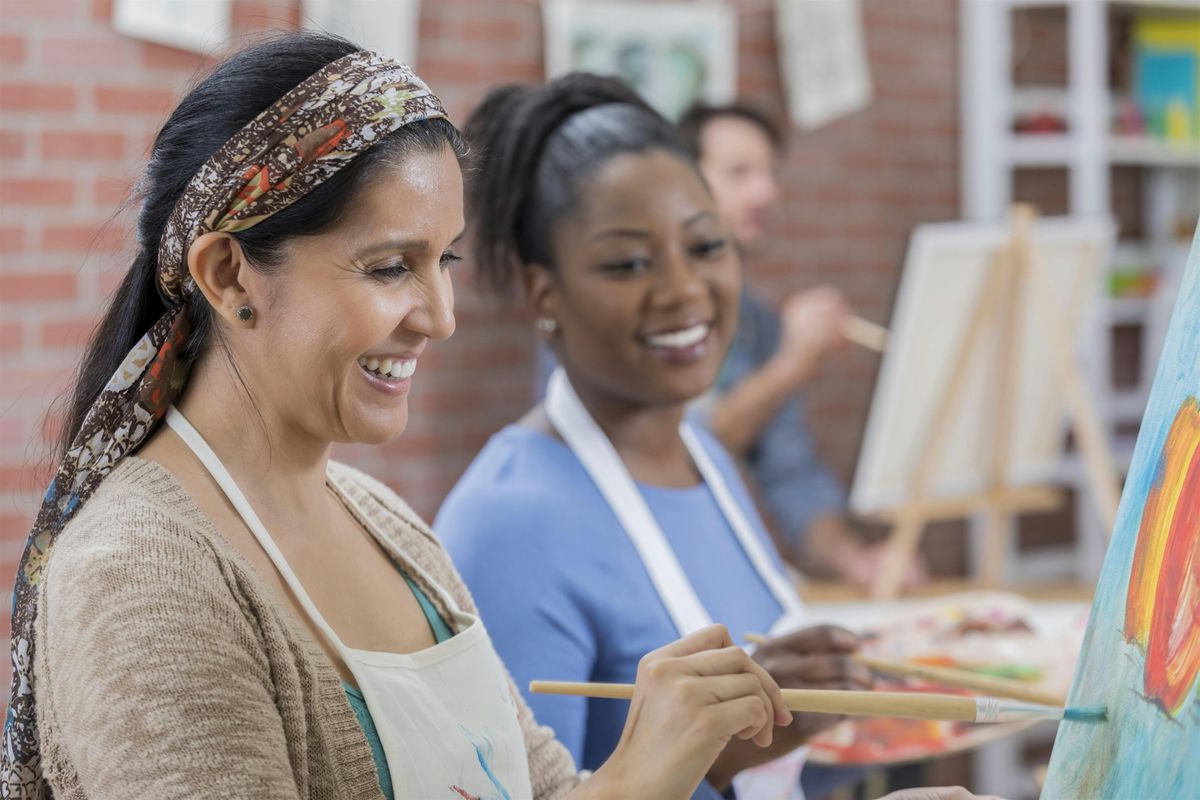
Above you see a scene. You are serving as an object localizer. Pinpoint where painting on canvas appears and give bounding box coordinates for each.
[1041,224,1200,798]
[542,0,736,121]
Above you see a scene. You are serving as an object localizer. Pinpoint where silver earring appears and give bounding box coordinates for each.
[236,305,254,322]
[535,317,558,334]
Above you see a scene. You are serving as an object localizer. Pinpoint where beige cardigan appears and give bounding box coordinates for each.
[33,456,582,799]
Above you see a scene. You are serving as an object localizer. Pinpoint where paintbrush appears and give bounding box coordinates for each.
[842,315,888,351]
[742,633,1066,707]
[529,681,1107,724]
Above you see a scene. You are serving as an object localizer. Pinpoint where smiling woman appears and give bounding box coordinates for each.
[437,73,874,800]
[0,32,796,800]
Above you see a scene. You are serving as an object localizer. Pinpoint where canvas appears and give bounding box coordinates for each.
[849,216,1115,514]
[542,0,736,121]
[1042,223,1200,799]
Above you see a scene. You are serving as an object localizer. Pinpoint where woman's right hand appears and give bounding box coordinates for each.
[586,624,792,800]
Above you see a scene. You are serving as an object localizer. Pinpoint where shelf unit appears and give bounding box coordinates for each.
[961,0,1200,583]
[960,2,1197,795]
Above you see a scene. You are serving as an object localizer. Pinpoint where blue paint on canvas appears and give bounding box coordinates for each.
[1041,223,1200,799]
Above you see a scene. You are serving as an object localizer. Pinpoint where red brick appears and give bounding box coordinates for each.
[0,35,27,66]
[140,41,209,71]
[91,0,111,20]
[0,179,75,207]
[231,0,300,31]
[40,316,98,349]
[0,321,22,351]
[0,82,78,112]
[93,174,133,206]
[0,513,29,543]
[0,465,37,492]
[0,271,77,301]
[39,222,125,252]
[41,35,131,69]
[94,85,176,115]
[461,18,521,43]
[0,130,23,160]
[41,131,126,161]
[0,225,23,254]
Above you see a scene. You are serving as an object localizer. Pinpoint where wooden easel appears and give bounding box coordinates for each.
[870,205,1123,599]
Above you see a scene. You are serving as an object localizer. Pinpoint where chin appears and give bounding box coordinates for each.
[344,407,409,445]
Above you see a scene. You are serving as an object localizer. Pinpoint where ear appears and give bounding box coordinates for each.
[522,263,560,325]
[187,232,255,324]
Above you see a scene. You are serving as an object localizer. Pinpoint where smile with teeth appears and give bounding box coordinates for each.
[644,322,711,349]
[357,356,416,381]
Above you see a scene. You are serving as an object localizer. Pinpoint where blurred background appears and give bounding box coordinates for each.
[1,0,1198,796]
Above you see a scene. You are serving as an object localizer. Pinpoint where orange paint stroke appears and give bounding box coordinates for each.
[1125,397,1200,647]
[1144,439,1200,715]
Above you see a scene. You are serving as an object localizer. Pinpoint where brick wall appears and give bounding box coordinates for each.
[0,0,961,685]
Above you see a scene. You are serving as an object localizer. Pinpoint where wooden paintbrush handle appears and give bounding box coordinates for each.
[743,633,1065,708]
[854,654,1067,708]
[530,681,982,722]
[842,315,888,352]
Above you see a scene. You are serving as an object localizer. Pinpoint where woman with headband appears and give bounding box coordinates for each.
[0,34,794,799]
[437,75,875,800]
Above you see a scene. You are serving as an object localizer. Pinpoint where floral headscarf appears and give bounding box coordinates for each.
[1,50,447,798]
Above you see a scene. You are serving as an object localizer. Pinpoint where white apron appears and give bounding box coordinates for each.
[166,407,533,800]
[544,368,809,800]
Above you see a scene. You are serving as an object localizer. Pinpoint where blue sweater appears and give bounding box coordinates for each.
[437,424,790,800]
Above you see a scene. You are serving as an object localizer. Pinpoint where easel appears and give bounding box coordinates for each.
[870,205,1123,599]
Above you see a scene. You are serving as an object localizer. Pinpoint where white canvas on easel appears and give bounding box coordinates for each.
[852,216,1116,512]
[850,211,1118,596]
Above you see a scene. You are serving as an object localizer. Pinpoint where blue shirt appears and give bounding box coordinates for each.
[436,424,789,800]
[535,289,846,551]
[712,290,846,547]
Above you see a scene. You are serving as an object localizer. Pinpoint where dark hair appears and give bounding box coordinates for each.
[464,73,693,294]
[55,31,466,460]
[677,102,785,160]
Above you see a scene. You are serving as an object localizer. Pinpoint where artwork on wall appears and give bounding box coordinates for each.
[775,0,871,129]
[301,0,421,63]
[542,0,736,121]
[112,0,231,54]
[1041,222,1200,799]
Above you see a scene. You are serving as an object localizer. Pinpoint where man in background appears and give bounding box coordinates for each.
[679,103,923,590]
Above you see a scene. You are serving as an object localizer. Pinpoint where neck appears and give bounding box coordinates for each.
[174,354,332,505]
[561,366,697,486]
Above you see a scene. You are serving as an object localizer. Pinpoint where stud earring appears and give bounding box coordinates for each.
[236,305,254,322]
[535,317,558,334]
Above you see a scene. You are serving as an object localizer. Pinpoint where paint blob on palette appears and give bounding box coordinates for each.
[1042,225,1200,800]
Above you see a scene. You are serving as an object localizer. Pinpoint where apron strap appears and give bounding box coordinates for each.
[545,369,712,635]
[165,406,351,654]
[680,424,805,619]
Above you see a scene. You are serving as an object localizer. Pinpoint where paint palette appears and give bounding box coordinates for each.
[804,591,1088,766]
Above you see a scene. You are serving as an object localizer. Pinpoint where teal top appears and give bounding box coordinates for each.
[342,572,455,800]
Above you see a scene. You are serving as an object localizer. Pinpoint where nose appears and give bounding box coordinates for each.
[404,267,456,342]
[652,245,706,308]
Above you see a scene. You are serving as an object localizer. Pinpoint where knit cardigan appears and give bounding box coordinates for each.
[32,456,582,799]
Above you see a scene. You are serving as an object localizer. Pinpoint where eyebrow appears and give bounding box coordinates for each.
[588,210,716,242]
[354,228,466,260]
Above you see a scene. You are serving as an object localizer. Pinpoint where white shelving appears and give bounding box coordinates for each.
[960,3,1197,791]
[961,0,1199,579]
[1005,133,1200,167]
